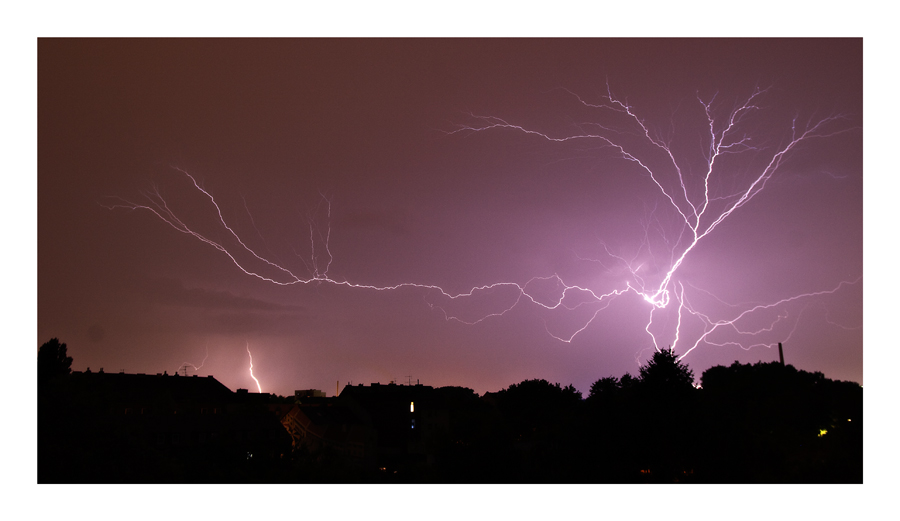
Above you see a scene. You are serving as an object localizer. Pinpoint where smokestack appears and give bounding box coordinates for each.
[778,342,785,366]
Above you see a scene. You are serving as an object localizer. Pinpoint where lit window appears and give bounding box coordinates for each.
[410,401,414,413]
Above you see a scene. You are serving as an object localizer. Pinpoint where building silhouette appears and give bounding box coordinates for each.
[39,370,291,483]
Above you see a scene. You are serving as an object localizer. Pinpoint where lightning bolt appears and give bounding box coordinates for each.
[104,83,860,366]
[449,84,860,354]
[246,342,262,393]
[179,342,209,376]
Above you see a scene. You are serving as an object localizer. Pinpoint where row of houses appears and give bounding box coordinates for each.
[41,370,456,480]
[270,381,452,473]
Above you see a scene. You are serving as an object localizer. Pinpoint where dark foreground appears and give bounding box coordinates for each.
[38,341,861,484]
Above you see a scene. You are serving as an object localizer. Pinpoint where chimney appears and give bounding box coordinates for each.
[778,342,785,366]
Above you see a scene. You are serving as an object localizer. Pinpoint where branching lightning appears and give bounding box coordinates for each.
[447,84,860,357]
[104,84,860,366]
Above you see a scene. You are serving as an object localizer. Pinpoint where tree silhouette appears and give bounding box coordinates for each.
[499,379,582,416]
[587,376,618,399]
[618,373,637,392]
[697,360,862,482]
[38,338,74,482]
[489,379,583,481]
[38,338,72,382]
[638,348,694,393]
[626,349,699,481]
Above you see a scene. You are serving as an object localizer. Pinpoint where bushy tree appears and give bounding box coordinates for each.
[696,360,862,482]
[588,376,619,399]
[38,338,72,382]
[638,348,695,393]
[495,379,582,441]
[38,338,74,482]
[586,376,620,409]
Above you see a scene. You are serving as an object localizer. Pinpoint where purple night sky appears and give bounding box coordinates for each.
[38,38,862,398]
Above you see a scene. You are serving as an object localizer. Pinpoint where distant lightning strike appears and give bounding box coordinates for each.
[179,343,209,375]
[106,85,859,363]
[246,343,262,393]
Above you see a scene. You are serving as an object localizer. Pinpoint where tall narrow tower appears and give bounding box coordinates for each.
[778,342,785,366]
